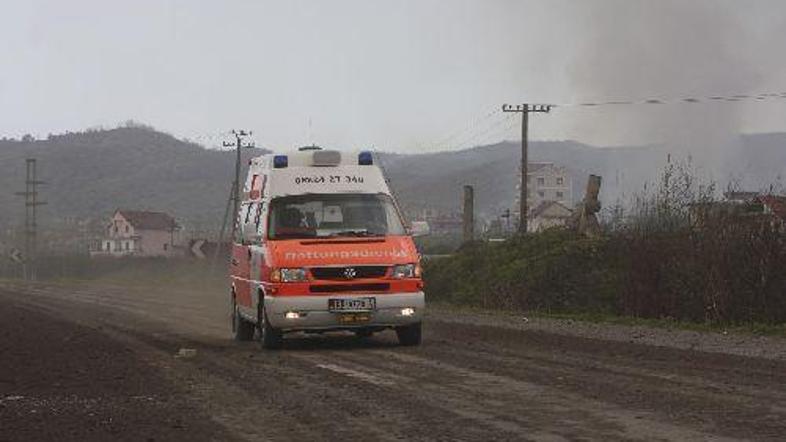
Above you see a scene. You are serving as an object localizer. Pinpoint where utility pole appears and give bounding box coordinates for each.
[14,159,47,281]
[212,130,255,272]
[223,130,255,237]
[502,104,551,234]
[462,185,474,243]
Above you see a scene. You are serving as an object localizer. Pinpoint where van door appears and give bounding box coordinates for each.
[232,202,253,310]
[249,201,266,309]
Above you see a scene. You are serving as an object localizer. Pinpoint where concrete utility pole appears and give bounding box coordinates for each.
[14,159,47,281]
[501,104,552,233]
[212,130,255,273]
[223,130,255,238]
[463,185,474,243]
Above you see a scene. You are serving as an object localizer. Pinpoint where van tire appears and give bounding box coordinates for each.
[395,322,422,346]
[259,302,283,350]
[232,299,255,341]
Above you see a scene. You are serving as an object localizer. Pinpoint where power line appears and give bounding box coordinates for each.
[428,106,502,152]
[424,88,786,154]
[451,113,518,151]
[550,89,786,109]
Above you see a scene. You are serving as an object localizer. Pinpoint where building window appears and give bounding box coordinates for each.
[125,241,130,251]
[538,190,545,198]
[537,177,545,186]
[556,191,564,199]
[125,225,129,233]
[556,177,564,185]
[163,243,169,251]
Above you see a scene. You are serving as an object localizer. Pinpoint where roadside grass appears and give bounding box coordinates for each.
[428,301,786,338]
[535,311,786,337]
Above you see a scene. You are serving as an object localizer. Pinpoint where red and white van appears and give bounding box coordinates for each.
[230,147,426,349]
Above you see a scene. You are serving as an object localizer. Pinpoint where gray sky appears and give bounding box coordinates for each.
[1,0,785,152]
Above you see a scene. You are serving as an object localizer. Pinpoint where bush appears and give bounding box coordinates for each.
[425,159,786,326]
[424,229,622,314]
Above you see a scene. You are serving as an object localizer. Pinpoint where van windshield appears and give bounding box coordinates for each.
[268,193,406,239]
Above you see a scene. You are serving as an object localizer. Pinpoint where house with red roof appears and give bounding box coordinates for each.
[92,209,181,257]
[755,195,786,227]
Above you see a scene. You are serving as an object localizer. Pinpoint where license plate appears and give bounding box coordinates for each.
[328,297,376,312]
[338,313,372,324]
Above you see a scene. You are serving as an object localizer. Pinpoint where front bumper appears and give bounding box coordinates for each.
[265,291,425,331]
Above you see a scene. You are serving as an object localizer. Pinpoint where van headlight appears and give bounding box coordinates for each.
[271,268,308,282]
[391,263,421,279]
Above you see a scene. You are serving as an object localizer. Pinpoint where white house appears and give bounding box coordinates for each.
[92,210,180,257]
[529,201,573,232]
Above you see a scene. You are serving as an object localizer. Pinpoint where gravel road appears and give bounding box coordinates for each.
[1,281,785,441]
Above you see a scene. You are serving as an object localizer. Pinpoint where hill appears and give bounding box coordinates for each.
[379,140,664,216]
[2,125,784,231]
[0,125,267,230]
[381,134,786,218]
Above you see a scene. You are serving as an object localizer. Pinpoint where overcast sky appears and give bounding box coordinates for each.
[1,0,785,152]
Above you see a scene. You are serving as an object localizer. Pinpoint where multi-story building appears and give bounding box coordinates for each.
[526,162,573,209]
[513,162,573,222]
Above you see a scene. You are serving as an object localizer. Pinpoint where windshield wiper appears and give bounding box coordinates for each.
[328,230,383,237]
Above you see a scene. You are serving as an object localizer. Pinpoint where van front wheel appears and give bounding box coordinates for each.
[258,303,283,350]
[232,299,255,342]
[395,322,422,346]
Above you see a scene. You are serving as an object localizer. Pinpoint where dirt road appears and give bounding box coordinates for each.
[2,281,785,441]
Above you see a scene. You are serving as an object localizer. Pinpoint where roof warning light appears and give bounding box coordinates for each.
[273,155,288,168]
[358,151,373,165]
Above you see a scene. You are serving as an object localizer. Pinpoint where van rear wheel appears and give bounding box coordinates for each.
[395,322,422,346]
[259,303,283,350]
[232,299,255,341]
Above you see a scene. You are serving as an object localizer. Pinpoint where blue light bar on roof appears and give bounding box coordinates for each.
[273,155,288,168]
[358,151,373,165]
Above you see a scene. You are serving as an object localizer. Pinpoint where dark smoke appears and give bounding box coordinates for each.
[568,0,769,192]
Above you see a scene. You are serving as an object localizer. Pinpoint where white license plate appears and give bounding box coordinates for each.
[328,297,376,312]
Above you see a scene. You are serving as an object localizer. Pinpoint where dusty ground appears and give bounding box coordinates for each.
[1,280,786,441]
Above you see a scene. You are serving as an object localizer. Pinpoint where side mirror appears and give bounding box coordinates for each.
[409,221,430,237]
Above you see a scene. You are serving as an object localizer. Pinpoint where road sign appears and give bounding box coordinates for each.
[190,239,206,259]
[9,248,24,264]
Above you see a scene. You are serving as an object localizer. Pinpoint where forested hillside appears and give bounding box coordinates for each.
[2,125,784,230]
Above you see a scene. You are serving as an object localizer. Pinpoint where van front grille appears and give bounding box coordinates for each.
[310,266,388,280]
[309,283,390,293]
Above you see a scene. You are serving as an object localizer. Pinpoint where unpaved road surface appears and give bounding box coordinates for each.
[2,281,786,441]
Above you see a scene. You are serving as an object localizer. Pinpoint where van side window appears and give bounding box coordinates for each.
[250,175,260,199]
[250,175,266,199]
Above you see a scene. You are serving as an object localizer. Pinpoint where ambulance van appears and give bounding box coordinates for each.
[230,147,426,349]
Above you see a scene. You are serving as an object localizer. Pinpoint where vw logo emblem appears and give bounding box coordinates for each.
[343,267,357,279]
